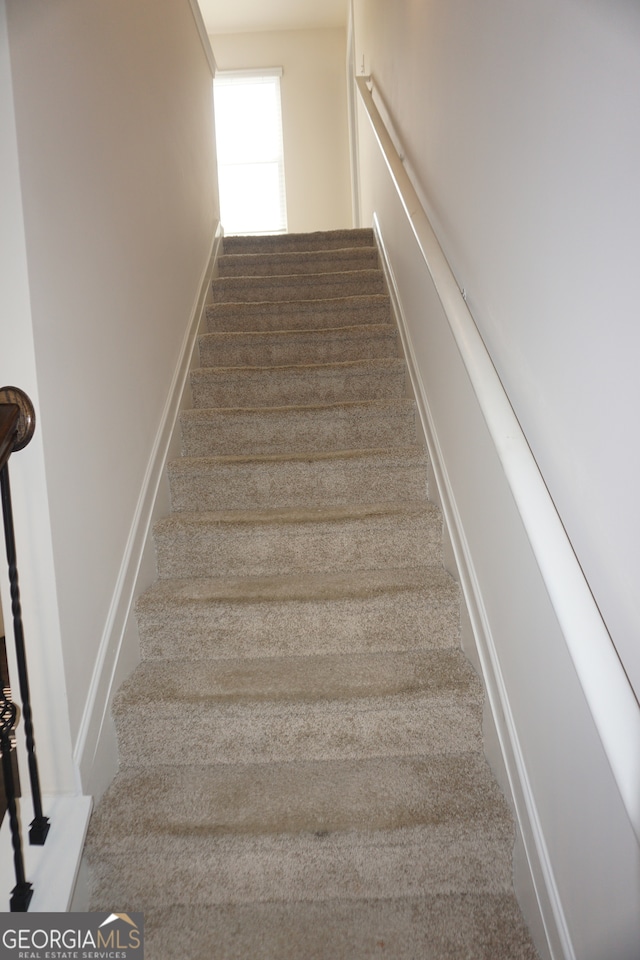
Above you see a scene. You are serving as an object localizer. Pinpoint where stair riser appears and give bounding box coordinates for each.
[198,328,397,368]
[211,271,385,303]
[168,456,428,513]
[190,363,406,408]
[154,511,441,580]
[217,249,379,278]
[207,296,392,332]
[115,700,482,767]
[137,589,460,661]
[222,228,376,256]
[180,403,418,458]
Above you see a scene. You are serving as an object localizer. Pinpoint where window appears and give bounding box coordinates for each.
[213,69,288,236]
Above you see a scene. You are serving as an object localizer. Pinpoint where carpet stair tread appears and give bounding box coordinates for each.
[135,565,461,661]
[114,696,483,766]
[153,501,442,580]
[87,754,512,850]
[206,293,392,332]
[180,398,419,457]
[217,246,379,278]
[221,228,376,256]
[137,564,458,607]
[198,323,397,367]
[86,758,516,905]
[120,898,540,960]
[167,446,428,512]
[88,851,519,917]
[211,269,385,303]
[115,649,481,708]
[154,499,438,527]
[170,445,426,469]
[190,356,407,407]
[113,651,483,764]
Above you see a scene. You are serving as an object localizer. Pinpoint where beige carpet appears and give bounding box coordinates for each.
[84,228,539,959]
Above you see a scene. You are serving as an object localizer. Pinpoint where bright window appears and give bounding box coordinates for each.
[213,69,288,236]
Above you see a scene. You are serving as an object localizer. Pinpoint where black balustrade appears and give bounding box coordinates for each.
[0,689,32,910]
[0,387,48,911]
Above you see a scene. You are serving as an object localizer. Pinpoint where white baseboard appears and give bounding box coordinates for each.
[0,794,92,912]
[373,216,569,960]
[73,223,223,803]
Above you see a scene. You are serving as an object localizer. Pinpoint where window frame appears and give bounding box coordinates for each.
[213,67,288,236]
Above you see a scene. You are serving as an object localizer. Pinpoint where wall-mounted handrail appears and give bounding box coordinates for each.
[356,74,640,846]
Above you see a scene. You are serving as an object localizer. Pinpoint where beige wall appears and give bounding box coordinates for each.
[352,1,640,956]
[1,0,218,791]
[353,0,640,701]
[212,28,352,233]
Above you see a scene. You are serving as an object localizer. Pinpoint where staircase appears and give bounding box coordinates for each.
[85,229,538,959]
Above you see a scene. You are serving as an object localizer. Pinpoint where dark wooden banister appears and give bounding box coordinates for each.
[0,406,19,473]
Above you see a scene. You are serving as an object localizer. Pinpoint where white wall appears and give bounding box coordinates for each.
[352,2,640,958]
[211,28,352,233]
[1,0,218,794]
[0,0,77,796]
[353,0,640,699]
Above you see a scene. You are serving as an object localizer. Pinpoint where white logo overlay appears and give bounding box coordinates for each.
[0,912,144,959]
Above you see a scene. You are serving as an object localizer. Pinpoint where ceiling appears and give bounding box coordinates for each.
[197,0,349,35]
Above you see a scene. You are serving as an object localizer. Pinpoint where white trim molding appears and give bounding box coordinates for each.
[214,67,284,80]
[187,0,217,76]
[74,223,223,801]
[375,220,569,960]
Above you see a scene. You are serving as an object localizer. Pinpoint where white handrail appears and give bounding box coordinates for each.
[356,74,640,845]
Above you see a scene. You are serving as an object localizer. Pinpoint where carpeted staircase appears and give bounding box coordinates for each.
[85,229,538,959]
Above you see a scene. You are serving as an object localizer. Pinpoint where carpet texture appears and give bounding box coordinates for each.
[84,229,539,959]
